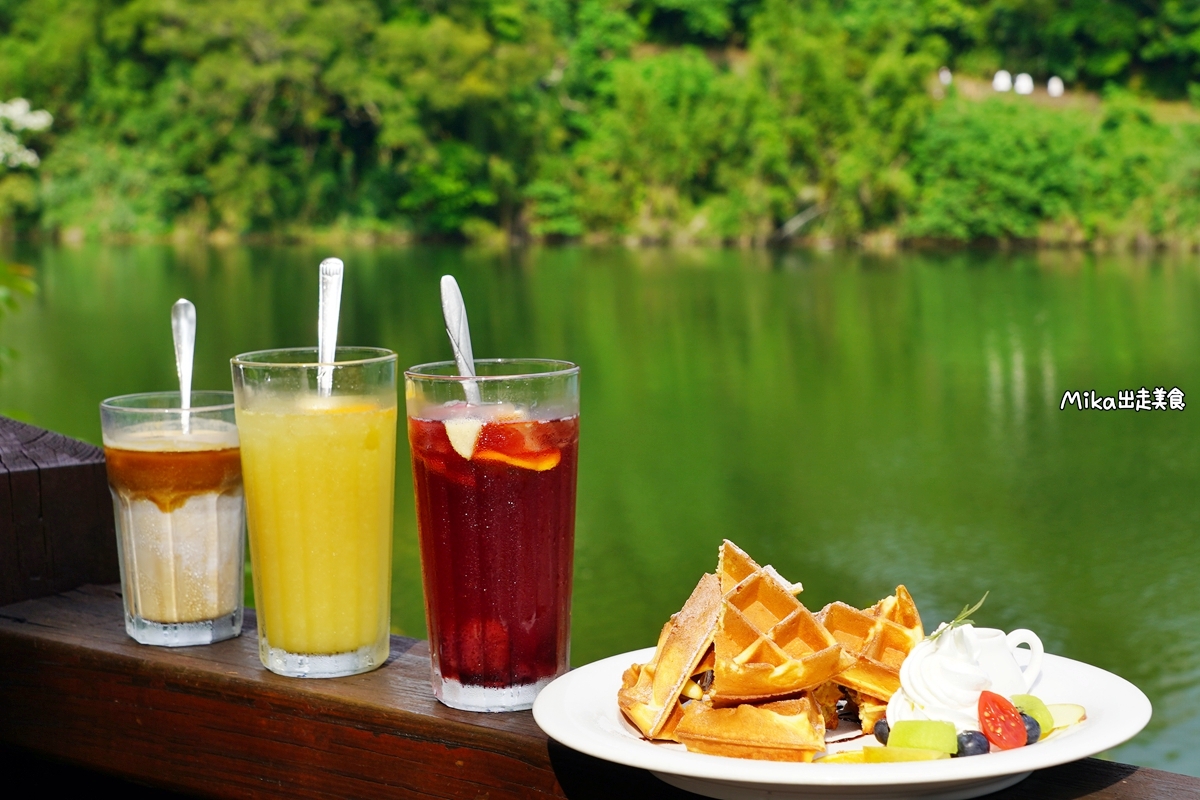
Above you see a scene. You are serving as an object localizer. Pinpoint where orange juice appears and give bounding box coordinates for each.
[237,398,397,662]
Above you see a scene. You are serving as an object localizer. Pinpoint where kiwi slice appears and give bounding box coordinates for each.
[887,720,959,754]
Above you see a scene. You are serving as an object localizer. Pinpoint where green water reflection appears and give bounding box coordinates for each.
[2,244,1197,776]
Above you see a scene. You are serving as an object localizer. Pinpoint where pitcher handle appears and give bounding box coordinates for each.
[1006,629,1044,691]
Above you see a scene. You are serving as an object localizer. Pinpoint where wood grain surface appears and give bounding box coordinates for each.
[1,586,1196,799]
[0,416,118,606]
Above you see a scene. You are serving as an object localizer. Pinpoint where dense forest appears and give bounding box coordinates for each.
[1,0,1199,246]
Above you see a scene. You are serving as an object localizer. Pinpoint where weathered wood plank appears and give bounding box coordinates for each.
[0,416,119,605]
[1,586,1197,800]
[0,586,561,800]
[1010,758,1200,799]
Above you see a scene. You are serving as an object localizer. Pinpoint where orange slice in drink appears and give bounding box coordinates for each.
[473,448,561,471]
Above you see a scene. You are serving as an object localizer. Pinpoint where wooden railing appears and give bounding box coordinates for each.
[2,415,1197,799]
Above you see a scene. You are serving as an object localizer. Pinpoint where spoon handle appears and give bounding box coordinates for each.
[317,258,344,397]
[440,275,481,404]
[171,298,196,433]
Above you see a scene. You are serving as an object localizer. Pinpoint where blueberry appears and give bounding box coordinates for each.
[1021,712,1041,746]
[955,730,989,757]
[873,719,890,745]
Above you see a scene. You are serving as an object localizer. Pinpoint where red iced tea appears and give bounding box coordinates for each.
[409,411,578,696]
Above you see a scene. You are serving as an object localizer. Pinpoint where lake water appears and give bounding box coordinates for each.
[2,244,1198,776]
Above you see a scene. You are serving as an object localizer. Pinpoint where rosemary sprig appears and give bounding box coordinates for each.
[928,591,989,642]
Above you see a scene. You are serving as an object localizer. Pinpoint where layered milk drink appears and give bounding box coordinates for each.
[104,418,245,645]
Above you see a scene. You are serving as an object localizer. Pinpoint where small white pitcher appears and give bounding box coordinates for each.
[968,626,1044,696]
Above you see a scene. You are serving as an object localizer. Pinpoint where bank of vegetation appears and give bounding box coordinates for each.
[1,0,1199,248]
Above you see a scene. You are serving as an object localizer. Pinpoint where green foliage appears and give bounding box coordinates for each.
[906,98,1087,240]
[906,90,1193,242]
[0,0,1198,244]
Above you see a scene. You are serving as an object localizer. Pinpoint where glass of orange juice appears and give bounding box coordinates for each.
[231,347,397,677]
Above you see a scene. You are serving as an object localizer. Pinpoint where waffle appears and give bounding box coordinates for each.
[674,696,825,762]
[617,543,928,758]
[818,586,924,704]
[851,691,889,736]
[711,545,853,704]
[809,680,845,730]
[617,572,722,740]
[718,539,802,595]
[717,539,760,594]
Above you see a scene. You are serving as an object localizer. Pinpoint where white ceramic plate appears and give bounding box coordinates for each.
[532,647,1151,800]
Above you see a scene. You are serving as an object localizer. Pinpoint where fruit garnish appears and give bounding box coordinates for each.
[863,745,951,762]
[444,418,483,459]
[1046,703,1087,730]
[1011,694,1053,739]
[1020,712,1041,745]
[954,730,990,757]
[873,719,890,745]
[887,720,958,754]
[818,751,865,763]
[928,592,989,642]
[979,691,1027,749]
[473,448,561,471]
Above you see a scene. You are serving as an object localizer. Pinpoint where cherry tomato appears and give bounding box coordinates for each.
[978,691,1027,750]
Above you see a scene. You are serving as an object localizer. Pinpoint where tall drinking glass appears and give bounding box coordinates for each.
[231,347,397,678]
[406,359,580,711]
[100,391,244,646]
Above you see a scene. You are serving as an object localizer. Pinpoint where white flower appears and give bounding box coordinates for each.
[0,98,51,169]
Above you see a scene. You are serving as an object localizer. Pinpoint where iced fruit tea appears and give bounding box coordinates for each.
[409,406,578,706]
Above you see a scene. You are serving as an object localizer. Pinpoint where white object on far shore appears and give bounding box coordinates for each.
[317,257,344,397]
[1015,73,1034,95]
[440,275,481,405]
[1048,76,1065,97]
[993,70,1013,92]
[171,298,196,433]
[938,67,952,86]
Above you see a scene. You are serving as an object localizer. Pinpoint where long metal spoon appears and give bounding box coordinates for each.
[317,257,344,397]
[440,275,480,405]
[171,298,196,434]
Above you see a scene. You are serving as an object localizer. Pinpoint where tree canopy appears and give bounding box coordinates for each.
[1,0,1198,244]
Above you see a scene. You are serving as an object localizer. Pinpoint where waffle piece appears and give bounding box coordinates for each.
[718,540,760,594]
[868,585,924,639]
[618,573,722,740]
[810,681,845,730]
[852,691,889,736]
[675,696,826,762]
[711,569,854,703]
[718,539,802,595]
[818,586,924,702]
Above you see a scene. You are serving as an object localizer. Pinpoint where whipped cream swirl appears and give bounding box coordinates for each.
[887,623,999,732]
